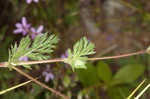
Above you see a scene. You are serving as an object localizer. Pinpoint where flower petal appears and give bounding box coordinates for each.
[48,73,54,80]
[26,0,32,4]
[22,30,28,35]
[19,56,28,61]
[27,24,31,28]
[45,75,50,82]
[37,25,44,33]
[61,54,65,58]
[42,71,47,76]
[31,33,36,39]
[45,73,54,82]
[22,17,27,26]
[30,27,36,33]
[15,23,22,28]
[61,50,68,58]
[33,0,39,3]
[13,29,23,34]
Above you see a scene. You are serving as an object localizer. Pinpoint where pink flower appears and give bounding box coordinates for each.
[30,25,44,39]
[26,0,39,4]
[42,65,54,82]
[61,50,68,58]
[13,17,31,35]
[42,72,54,82]
[19,56,28,61]
[13,17,44,39]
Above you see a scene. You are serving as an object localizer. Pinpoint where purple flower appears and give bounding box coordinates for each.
[30,25,43,39]
[19,56,28,61]
[61,50,68,58]
[42,72,54,82]
[13,17,31,35]
[42,65,54,82]
[26,0,39,4]
[13,17,44,39]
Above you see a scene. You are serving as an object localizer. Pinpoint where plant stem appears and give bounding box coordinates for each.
[88,50,145,61]
[0,50,146,67]
[12,66,69,99]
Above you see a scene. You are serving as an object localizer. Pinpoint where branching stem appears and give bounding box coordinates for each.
[0,50,146,99]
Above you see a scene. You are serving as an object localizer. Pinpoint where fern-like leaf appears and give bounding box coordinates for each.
[64,37,95,71]
[8,33,59,68]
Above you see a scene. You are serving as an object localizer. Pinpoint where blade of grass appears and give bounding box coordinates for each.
[127,79,146,99]
[0,79,33,95]
[135,83,150,99]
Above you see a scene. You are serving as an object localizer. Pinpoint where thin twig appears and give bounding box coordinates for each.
[12,67,69,99]
[0,50,146,67]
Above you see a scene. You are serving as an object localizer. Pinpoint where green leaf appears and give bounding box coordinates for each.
[108,86,130,99]
[111,64,145,85]
[30,83,43,98]
[23,65,32,70]
[9,36,31,63]
[63,75,71,88]
[8,33,59,68]
[27,33,59,60]
[96,61,112,83]
[76,63,100,87]
[64,37,95,70]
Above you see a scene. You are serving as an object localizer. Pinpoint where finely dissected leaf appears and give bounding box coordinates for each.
[9,36,31,63]
[27,33,59,60]
[8,33,59,68]
[64,37,95,70]
[146,46,150,54]
[73,37,95,57]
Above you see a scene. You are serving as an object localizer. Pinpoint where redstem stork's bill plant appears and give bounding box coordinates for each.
[8,33,96,70]
[1,33,96,99]
[0,32,148,99]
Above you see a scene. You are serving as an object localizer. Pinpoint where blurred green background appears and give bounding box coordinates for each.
[0,0,150,99]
